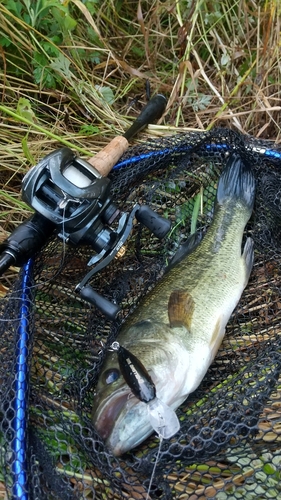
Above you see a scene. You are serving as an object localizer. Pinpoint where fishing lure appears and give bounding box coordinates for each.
[111,342,180,439]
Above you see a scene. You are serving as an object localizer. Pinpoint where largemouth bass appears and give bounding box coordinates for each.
[92,154,256,456]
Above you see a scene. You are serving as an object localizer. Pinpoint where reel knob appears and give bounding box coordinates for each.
[78,285,120,320]
[135,205,171,239]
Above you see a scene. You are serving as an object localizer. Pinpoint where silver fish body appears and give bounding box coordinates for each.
[92,154,256,456]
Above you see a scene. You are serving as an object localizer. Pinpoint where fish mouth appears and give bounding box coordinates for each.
[93,389,130,441]
[93,388,153,456]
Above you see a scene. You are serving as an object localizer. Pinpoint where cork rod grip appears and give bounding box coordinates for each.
[87,136,129,176]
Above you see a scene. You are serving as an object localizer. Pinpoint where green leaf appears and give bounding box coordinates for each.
[79,124,100,136]
[41,41,60,58]
[4,0,23,16]
[63,14,77,31]
[191,191,202,234]
[95,85,115,105]
[84,0,99,15]
[263,463,276,475]
[89,52,100,64]
[51,5,77,31]
[16,98,37,123]
[221,52,231,67]
[0,35,11,48]
[33,64,58,88]
[50,53,72,79]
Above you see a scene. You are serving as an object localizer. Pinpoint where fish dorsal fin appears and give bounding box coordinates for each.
[168,231,202,269]
[168,290,194,330]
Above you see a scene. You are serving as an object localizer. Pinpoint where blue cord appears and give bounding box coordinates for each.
[12,259,33,500]
[113,146,187,169]
[264,148,281,159]
[113,141,281,170]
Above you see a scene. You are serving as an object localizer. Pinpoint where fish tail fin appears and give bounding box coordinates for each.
[216,153,256,212]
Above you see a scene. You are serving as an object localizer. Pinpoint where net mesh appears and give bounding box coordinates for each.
[1,128,281,499]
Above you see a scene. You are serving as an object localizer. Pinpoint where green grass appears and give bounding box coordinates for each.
[0,3,280,205]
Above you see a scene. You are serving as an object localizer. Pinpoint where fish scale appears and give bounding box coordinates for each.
[123,207,250,334]
[92,153,256,456]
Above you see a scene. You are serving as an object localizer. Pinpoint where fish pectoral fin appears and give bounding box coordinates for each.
[168,290,194,330]
[242,237,254,286]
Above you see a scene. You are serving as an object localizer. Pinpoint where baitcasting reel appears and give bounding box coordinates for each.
[0,147,171,318]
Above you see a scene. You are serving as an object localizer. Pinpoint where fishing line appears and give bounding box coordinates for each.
[0,303,35,326]
[58,201,68,266]
[0,252,68,313]
[145,436,163,500]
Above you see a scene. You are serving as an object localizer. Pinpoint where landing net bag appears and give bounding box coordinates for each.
[1,128,281,499]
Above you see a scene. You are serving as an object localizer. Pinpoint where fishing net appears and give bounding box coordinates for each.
[1,127,281,499]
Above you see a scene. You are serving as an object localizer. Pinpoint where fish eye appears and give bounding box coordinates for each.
[103,368,120,385]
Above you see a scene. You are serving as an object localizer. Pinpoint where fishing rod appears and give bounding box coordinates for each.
[0,94,170,318]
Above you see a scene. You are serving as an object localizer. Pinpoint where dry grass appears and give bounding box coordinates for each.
[0,1,280,229]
